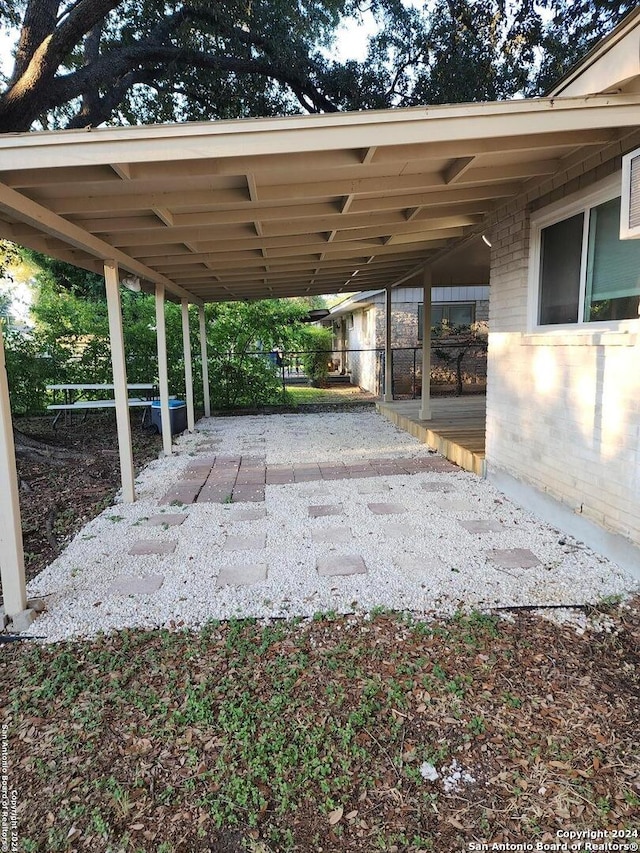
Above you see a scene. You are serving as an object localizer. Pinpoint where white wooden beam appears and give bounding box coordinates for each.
[110,163,132,180]
[1,95,637,171]
[0,321,27,617]
[104,260,136,502]
[384,286,393,403]
[153,207,174,226]
[419,266,432,421]
[444,156,475,184]
[198,305,211,418]
[155,284,173,455]
[181,299,195,432]
[0,181,201,304]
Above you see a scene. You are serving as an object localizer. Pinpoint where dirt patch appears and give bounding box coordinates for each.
[3,412,161,599]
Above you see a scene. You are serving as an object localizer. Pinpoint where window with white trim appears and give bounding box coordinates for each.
[535,191,640,326]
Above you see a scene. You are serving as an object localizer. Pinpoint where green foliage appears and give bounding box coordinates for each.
[0,0,633,134]
[297,325,333,387]
[205,299,308,408]
[3,251,325,414]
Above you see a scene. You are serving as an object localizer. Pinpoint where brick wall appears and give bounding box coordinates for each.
[486,140,640,548]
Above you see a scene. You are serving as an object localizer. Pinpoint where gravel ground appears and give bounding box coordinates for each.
[25,411,638,642]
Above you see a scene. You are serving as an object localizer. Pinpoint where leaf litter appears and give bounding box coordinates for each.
[1,597,638,851]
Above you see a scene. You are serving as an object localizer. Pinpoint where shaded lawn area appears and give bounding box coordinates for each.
[2,603,638,852]
[284,384,378,405]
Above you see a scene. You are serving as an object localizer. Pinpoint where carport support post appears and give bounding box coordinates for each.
[181,299,195,432]
[419,267,432,421]
[384,286,393,402]
[104,260,136,503]
[0,321,27,616]
[198,306,211,418]
[155,283,173,455]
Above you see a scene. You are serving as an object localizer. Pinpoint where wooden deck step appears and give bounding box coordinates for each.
[376,397,487,477]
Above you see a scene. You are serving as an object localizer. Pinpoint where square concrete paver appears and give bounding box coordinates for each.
[357,482,391,494]
[230,507,267,521]
[159,484,202,505]
[488,548,541,569]
[231,486,265,503]
[381,522,416,539]
[435,498,475,513]
[216,562,268,587]
[109,574,165,595]
[367,502,407,515]
[311,526,353,544]
[420,482,457,493]
[223,533,266,551]
[145,514,188,527]
[395,554,444,579]
[129,540,177,555]
[308,504,343,518]
[458,519,504,534]
[317,554,367,577]
[196,486,233,504]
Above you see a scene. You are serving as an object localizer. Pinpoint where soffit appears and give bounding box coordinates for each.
[0,94,639,303]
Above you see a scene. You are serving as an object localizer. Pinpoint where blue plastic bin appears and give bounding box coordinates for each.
[151,400,187,435]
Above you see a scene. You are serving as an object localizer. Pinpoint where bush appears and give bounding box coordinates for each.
[298,326,333,387]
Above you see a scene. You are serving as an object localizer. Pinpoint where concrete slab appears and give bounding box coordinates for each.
[231,486,265,503]
[381,522,416,539]
[487,548,541,569]
[216,562,268,587]
[145,514,188,527]
[230,507,268,521]
[356,482,391,494]
[420,482,457,493]
[308,504,343,518]
[317,554,367,577]
[395,554,445,578]
[435,498,475,513]
[109,574,165,595]
[367,502,407,515]
[311,526,353,544]
[458,520,504,534]
[196,486,233,504]
[10,609,37,632]
[223,533,266,551]
[159,484,202,505]
[129,540,177,555]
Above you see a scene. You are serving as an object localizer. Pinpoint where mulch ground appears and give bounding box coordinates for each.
[1,603,638,852]
[4,412,162,597]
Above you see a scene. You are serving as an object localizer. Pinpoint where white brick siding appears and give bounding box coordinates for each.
[486,151,640,548]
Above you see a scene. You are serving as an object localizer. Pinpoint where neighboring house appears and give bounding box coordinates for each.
[323,285,489,395]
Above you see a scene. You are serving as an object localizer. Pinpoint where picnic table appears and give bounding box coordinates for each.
[47,383,158,428]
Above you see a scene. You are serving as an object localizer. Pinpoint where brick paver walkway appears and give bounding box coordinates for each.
[159,454,456,505]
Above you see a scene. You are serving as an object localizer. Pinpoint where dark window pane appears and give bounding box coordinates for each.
[539,213,583,325]
[585,197,640,321]
[448,304,474,325]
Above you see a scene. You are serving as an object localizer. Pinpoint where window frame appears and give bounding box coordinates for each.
[528,172,640,333]
[417,302,476,341]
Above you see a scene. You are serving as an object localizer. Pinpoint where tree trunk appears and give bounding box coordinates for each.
[13,428,89,465]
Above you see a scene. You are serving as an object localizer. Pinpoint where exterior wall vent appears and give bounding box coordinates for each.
[620,146,640,239]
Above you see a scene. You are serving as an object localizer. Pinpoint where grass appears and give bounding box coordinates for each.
[284,384,375,405]
[2,603,638,852]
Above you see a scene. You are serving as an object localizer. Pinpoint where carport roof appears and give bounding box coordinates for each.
[1,92,640,303]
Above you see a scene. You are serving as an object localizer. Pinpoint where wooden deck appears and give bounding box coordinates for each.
[376,396,487,476]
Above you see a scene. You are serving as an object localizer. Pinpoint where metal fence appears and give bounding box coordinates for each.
[271,342,487,398]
